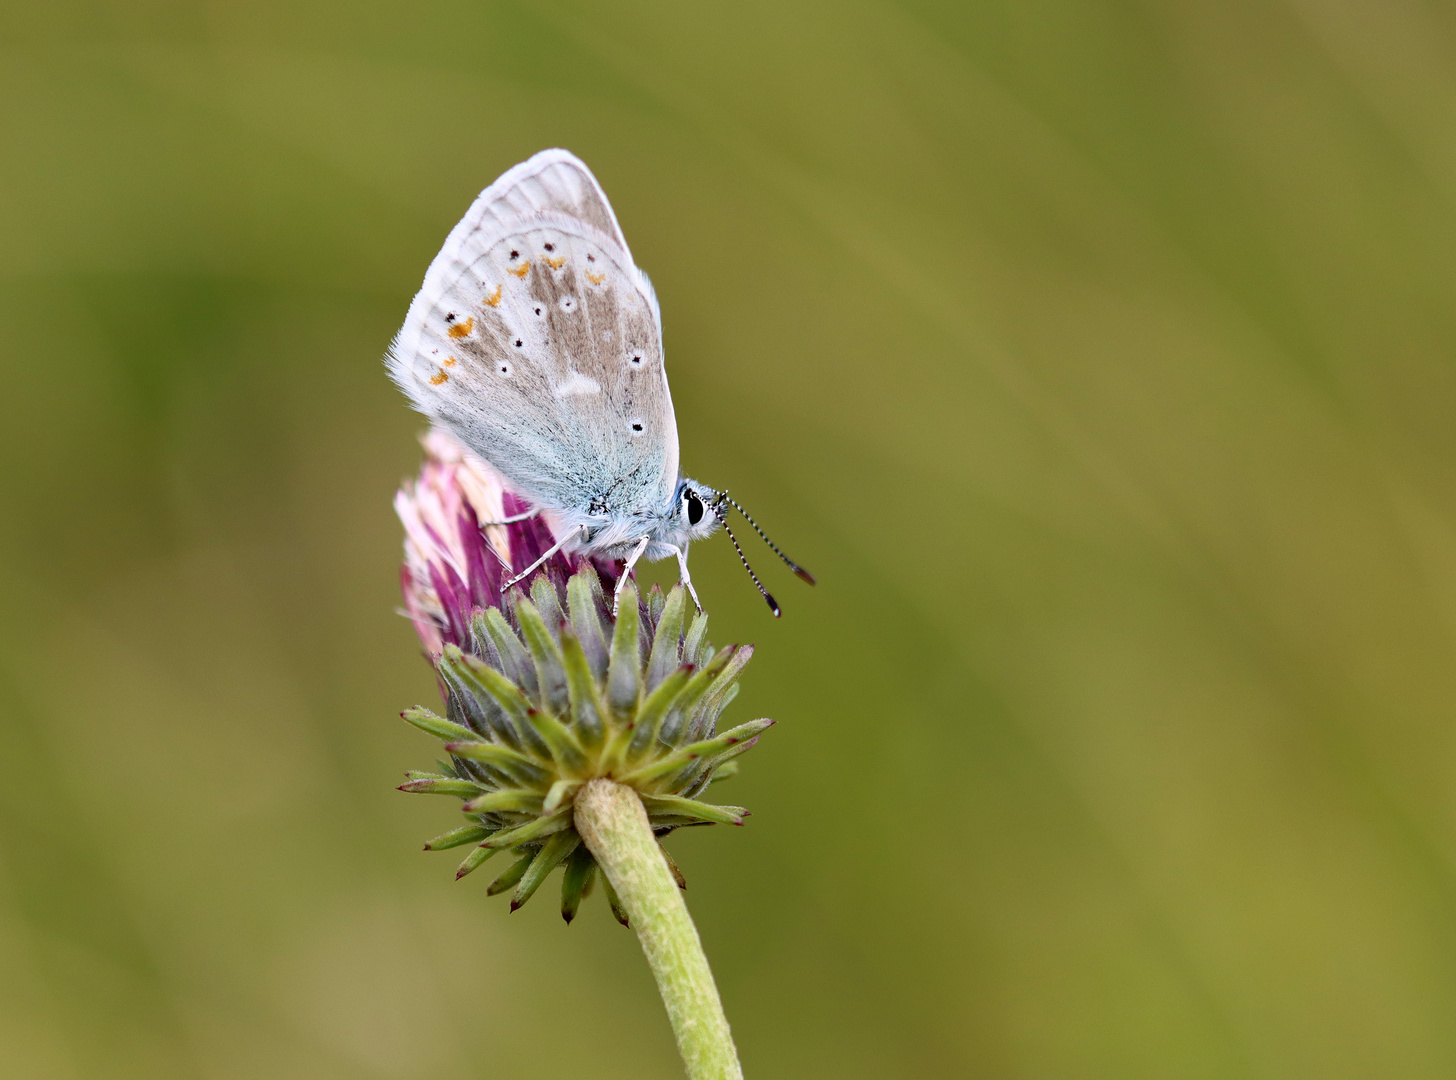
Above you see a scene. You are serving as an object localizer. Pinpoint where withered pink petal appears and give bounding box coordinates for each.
[396,426,626,656]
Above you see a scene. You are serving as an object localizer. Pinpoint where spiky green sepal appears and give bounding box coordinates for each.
[397,564,771,922]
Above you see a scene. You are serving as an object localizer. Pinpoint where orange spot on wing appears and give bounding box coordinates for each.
[443,356,457,366]
[483,284,502,306]
[544,255,565,269]
[429,369,449,385]
[586,271,605,285]
[509,261,530,278]
[447,316,474,338]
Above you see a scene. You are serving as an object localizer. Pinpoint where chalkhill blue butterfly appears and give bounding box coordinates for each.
[388,149,812,614]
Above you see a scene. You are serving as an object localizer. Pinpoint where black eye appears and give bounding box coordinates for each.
[685,490,704,526]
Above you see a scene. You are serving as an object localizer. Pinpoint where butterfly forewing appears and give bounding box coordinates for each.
[389,151,680,519]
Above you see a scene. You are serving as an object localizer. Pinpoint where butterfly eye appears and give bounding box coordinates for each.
[684,490,705,526]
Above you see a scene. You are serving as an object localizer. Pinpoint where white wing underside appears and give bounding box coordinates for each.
[387,150,680,523]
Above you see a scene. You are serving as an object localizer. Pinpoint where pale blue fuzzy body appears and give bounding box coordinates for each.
[548,478,723,563]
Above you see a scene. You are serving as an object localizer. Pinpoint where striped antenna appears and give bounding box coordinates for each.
[711,499,780,617]
[720,494,816,585]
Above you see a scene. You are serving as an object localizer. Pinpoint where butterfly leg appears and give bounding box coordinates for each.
[612,535,652,616]
[503,524,586,592]
[664,544,703,614]
[477,508,541,526]
[477,509,543,573]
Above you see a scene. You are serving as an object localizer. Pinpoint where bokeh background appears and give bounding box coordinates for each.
[3,1,1456,1076]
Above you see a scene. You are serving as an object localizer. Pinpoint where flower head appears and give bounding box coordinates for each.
[394,430,770,922]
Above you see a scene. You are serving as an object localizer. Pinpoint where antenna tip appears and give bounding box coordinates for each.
[765,592,781,617]
[793,567,817,586]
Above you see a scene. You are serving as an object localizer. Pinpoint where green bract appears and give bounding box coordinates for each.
[398,564,771,923]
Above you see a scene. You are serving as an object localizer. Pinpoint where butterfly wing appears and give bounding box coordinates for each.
[388,150,680,520]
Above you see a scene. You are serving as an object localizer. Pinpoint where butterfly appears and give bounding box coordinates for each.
[387,149,812,614]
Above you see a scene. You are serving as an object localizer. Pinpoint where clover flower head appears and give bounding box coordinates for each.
[393,429,769,922]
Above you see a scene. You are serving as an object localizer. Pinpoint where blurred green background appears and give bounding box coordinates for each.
[4,1,1456,1076]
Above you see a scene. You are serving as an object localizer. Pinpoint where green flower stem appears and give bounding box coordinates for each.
[574,778,744,1080]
